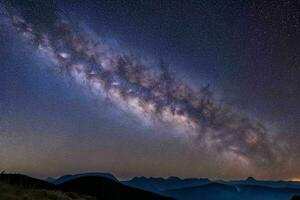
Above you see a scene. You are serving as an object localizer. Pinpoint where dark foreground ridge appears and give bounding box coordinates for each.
[0,173,173,200]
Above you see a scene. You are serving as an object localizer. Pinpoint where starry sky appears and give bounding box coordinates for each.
[0,0,299,180]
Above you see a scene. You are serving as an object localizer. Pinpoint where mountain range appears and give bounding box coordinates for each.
[122,176,300,200]
[1,172,300,200]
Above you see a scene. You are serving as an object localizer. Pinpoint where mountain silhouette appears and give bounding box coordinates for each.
[123,176,210,192]
[0,173,173,200]
[59,176,172,200]
[3,173,300,200]
[246,177,256,182]
[0,173,55,190]
[124,176,300,200]
[47,172,118,185]
[228,178,300,188]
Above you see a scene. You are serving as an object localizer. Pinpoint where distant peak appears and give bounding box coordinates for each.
[246,177,256,181]
[167,176,181,181]
[45,177,56,183]
[132,176,147,181]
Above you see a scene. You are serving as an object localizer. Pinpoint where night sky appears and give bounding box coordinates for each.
[0,0,299,180]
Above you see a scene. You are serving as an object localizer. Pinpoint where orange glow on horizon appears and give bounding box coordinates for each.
[289,178,300,182]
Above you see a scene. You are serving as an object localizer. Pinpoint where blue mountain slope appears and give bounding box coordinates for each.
[46,172,118,185]
[124,176,300,200]
[163,183,238,200]
[122,176,210,193]
[163,183,300,200]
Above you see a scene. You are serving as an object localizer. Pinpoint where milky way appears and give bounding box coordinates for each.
[1,1,282,167]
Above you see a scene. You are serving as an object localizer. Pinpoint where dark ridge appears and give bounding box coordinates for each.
[0,173,173,200]
[51,172,118,185]
[58,176,173,200]
[246,177,256,181]
[0,173,56,190]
